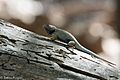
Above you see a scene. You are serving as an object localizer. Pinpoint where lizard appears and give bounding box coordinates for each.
[43,24,116,65]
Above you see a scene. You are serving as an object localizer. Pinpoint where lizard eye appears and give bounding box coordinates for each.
[43,24,56,34]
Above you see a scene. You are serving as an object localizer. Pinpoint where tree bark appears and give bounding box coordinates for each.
[0,19,119,80]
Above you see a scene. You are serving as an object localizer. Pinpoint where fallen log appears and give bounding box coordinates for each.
[0,19,119,80]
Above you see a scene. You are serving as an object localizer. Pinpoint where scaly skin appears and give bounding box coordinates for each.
[43,24,115,65]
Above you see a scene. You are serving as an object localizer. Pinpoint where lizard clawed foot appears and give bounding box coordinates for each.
[91,55,95,58]
[50,36,56,41]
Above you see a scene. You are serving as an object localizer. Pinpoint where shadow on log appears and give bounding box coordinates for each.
[0,19,119,80]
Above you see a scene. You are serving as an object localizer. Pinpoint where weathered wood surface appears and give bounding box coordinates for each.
[0,19,119,80]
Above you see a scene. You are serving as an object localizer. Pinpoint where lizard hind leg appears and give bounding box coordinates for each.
[67,41,76,49]
[66,41,77,55]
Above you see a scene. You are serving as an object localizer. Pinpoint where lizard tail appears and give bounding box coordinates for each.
[75,43,116,66]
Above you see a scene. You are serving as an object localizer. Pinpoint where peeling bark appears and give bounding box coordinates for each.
[0,19,119,80]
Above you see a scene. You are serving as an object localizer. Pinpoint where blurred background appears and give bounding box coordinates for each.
[0,0,120,67]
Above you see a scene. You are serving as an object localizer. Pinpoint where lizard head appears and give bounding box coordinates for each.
[43,24,56,35]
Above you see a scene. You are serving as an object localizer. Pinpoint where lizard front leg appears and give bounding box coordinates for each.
[49,34,57,41]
